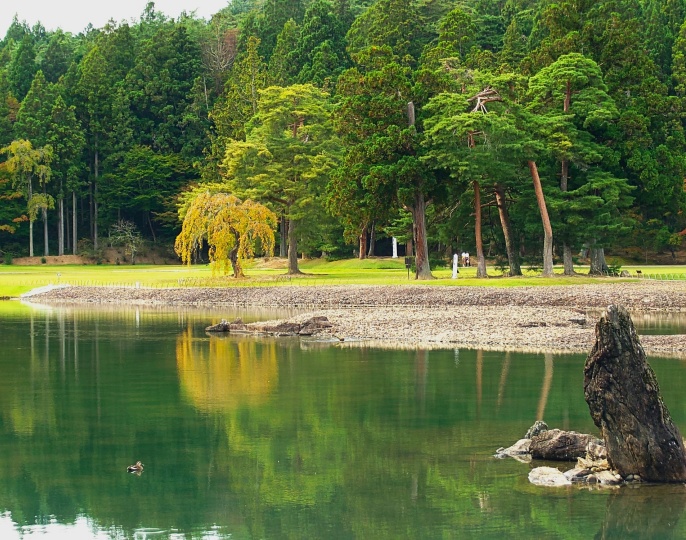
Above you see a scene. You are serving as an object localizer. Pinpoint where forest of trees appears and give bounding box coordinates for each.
[0,0,685,277]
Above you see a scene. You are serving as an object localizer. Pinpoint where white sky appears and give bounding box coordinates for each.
[1,0,230,37]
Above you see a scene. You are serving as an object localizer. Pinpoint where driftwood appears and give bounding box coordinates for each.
[584,305,686,482]
[530,429,603,461]
[205,316,333,337]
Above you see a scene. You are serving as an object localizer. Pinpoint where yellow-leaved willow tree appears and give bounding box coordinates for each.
[175,186,277,278]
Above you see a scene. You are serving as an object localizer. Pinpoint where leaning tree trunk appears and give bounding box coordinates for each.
[474,180,488,278]
[287,217,302,275]
[584,305,686,482]
[411,191,434,280]
[528,160,553,277]
[494,183,521,276]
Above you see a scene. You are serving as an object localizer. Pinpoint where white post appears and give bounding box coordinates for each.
[452,253,459,279]
[392,237,398,259]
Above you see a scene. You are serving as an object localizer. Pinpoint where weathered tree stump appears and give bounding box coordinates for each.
[584,305,686,482]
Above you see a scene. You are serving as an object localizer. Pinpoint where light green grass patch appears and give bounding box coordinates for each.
[1,258,683,298]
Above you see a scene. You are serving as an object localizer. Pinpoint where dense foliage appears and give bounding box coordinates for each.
[1,0,685,275]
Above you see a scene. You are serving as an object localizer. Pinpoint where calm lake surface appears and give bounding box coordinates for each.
[2,303,686,539]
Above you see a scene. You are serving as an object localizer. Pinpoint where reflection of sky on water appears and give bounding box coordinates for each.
[587,310,686,335]
[0,514,230,539]
[0,514,116,539]
[21,300,303,326]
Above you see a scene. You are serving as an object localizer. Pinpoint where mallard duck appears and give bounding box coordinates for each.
[127,461,144,473]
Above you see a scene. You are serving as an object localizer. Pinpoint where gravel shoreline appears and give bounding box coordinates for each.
[26,281,686,357]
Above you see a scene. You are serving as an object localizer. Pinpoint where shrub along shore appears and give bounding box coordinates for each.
[25,280,686,357]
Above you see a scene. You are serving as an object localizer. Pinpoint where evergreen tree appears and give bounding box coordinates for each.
[527,52,627,274]
[40,30,77,84]
[333,46,436,278]
[8,34,38,100]
[223,84,340,274]
[211,36,268,143]
[256,0,307,59]
[295,0,349,84]
[346,0,429,65]
[14,70,57,146]
[267,19,300,86]
[46,95,85,255]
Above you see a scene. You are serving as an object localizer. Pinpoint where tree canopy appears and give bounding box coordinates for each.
[0,0,684,272]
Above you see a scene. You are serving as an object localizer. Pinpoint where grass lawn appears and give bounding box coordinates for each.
[1,257,684,298]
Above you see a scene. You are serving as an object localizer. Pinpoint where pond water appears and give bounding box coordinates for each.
[588,310,686,336]
[2,303,686,539]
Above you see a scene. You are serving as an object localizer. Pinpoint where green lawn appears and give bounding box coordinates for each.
[1,258,684,298]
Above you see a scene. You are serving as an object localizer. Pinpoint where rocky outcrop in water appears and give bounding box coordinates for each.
[584,305,686,483]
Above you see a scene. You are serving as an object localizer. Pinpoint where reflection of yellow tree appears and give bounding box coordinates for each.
[176,329,279,413]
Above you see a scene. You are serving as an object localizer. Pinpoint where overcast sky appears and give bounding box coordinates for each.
[1,0,230,37]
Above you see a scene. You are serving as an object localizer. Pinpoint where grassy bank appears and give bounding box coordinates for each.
[1,257,684,298]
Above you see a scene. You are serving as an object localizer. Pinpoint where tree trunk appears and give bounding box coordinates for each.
[42,207,49,256]
[411,191,434,280]
[560,158,575,275]
[58,196,64,256]
[494,183,521,276]
[72,191,77,255]
[147,212,156,243]
[93,147,99,250]
[406,238,413,257]
[584,305,686,482]
[528,160,554,277]
[229,229,244,278]
[474,180,488,278]
[279,214,287,257]
[563,244,575,275]
[28,179,34,257]
[358,223,368,260]
[287,217,302,275]
[589,247,609,274]
[367,222,376,257]
[561,80,576,276]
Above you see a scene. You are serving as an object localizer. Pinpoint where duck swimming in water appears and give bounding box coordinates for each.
[127,461,144,473]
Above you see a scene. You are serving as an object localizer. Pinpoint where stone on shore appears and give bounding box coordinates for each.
[584,305,686,483]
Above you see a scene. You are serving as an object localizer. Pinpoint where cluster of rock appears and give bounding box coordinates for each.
[206,315,335,337]
[498,305,686,489]
[496,421,629,487]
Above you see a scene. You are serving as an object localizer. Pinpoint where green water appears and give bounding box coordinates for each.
[2,303,686,539]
